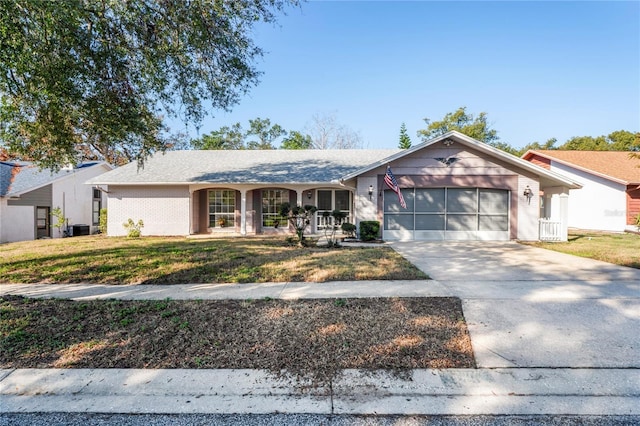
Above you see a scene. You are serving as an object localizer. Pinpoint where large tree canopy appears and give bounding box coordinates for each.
[417,107,499,145]
[190,118,288,150]
[0,0,295,168]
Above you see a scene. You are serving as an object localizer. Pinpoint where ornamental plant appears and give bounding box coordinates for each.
[123,218,144,238]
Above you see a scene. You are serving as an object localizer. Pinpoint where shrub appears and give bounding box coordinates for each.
[279,202,317,245]
[50,207,67,237]
[635,213,640,232]
[99,209,108,234]
[123,218,144,238]
[359,221,380,241]
[341,222,356,238]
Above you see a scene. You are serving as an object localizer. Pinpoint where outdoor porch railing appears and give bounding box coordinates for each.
[539,218,562,241]
[316,212,352,231]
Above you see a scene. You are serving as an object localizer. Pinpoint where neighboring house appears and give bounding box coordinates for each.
[0,161,113,243]
[522,150,640,232]
[88,131,581,241]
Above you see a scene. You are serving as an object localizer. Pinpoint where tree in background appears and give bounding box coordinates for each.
[417,107,499,145]
[191,123,245,150]
[0,0,296,169]
[281,131,313,149]
[245,118,287,150]
[191,119,287,150]
[398,123,412,149]
[557,131,639,151]
[306,112,363,149]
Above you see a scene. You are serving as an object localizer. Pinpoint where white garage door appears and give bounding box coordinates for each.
[383,188,510,241]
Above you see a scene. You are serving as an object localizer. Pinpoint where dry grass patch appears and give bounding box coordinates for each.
[527,231,640,269]
[0,236,427,284]
[1,296,473,384]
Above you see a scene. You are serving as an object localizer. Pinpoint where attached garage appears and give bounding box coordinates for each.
[383,187,510,241]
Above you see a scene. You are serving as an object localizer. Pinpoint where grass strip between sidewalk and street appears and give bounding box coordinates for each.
[0,296,474,384]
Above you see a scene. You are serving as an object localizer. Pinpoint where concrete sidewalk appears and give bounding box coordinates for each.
[2,368,639,415]
[0,280,448,301]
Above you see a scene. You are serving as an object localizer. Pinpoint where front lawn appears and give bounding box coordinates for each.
[0,236,428,284]
[527,231,640,269]
[0,296,474,383]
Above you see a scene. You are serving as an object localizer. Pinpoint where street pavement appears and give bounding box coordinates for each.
[1,241,639,421]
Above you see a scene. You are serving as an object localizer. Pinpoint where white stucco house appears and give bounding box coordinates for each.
[0,161,113,243]
[522,150,640,232]
[88,131,581,241]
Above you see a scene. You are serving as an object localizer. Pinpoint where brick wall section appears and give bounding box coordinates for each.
[526,154,551,169]
[107,185,190,236]
[627,185,640,225]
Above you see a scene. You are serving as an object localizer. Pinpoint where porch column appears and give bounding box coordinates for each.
[547,186,570,242]
[240,189,247,236]
[189,189,195,234]
[296,189,304,207]
[559,189,569,242]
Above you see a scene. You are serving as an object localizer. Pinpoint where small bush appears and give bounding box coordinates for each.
[359,221,380,241]
[123,218,144,238]
[341,222,356,238]
[99,209,108,234]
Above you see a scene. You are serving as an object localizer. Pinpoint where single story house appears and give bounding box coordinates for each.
[88,131,581,241]
[522,150,640,232]
[0,161,113,243]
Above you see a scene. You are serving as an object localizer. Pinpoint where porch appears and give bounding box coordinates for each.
[188,185,355,237]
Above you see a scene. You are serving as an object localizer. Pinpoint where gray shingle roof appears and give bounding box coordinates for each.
[88,150,401,185]
[0,161,101,197]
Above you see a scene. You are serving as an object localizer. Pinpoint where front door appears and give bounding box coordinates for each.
[36,207,50,239]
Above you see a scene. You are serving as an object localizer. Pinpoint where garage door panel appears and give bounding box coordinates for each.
[480,189,509,213]
[415,230,445,240]
[479,215,509,231]
[415,189,445,212]
[415,214,445,230]
[384,214,413,230]
[447,188,477,213]
[383,187,510,241]
[384,189,414,212]
[446,214,477,231]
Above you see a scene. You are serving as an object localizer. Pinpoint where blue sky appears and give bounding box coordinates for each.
[178,1,639,150]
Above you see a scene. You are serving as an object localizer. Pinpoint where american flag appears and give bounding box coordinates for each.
[384,166,407,209]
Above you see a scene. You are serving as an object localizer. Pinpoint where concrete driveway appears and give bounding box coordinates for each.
[390,241,640,369]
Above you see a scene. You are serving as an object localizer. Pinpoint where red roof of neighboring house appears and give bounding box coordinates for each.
[522,150,640,185]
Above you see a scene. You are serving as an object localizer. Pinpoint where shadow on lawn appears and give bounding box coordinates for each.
[0,237,426,284]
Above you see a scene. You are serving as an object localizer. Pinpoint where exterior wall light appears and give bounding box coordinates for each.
[523,185,533,204]
[307,191,312,200]
[368,185,374,200]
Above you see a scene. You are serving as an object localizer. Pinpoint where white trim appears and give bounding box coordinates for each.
[339,131,582,189]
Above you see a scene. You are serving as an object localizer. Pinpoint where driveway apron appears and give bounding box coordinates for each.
[390,241,640,369]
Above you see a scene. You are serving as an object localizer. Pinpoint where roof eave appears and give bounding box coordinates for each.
[9,162,113,197]
[523,150,629,186]
[87,180,341,186]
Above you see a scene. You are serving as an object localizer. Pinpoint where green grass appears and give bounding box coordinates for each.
[0,236,428,284]
[527,231,640,269]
